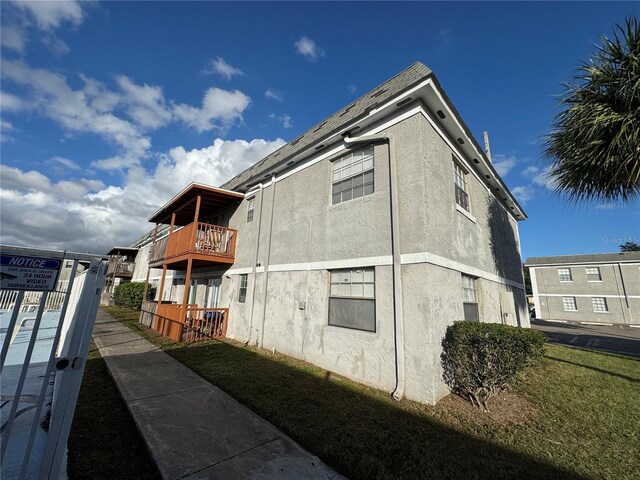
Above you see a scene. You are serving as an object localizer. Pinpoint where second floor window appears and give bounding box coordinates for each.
[246,197,255,223]
[331,146,374,205]
[586,267,602,281]
[558,268,572,282]
[453,161,469,211]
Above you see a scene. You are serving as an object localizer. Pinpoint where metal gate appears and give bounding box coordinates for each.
[0,245,106,480]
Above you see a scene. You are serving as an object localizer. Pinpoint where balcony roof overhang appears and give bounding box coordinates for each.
[149,182,245,226]
[107,247,139,256]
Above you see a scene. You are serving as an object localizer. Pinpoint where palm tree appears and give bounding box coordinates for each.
[545,16,639,202]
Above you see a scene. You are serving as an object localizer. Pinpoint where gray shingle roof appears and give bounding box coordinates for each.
[525,251,640,266]
[222,62,432,191]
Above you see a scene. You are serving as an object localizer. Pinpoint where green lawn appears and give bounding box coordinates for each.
[103,306,640,480]
[67,341,161,480]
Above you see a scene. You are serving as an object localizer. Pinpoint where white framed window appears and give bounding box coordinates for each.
[238,274,248,303]
[461,274,479,321]
[453,160,469,212]
[558,268,572,282]
[586,267,602,282]
[592,297,608,313]
[331,146,374,205]
[562,296,577,311]
[328,267,375,331]
[246,197,255,223]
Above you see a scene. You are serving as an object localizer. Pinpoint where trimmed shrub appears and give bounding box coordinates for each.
[113,282,152,310]
[441,321,545,411]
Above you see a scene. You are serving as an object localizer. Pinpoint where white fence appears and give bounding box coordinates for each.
[1,246,106,480]
[0,282,69,312]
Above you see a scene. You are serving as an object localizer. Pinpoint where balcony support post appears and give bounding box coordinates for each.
[190,195,202,253]
[142,223,159,304]
[156,265,168,333]
[180,257,194,340]
[169,213,176,234]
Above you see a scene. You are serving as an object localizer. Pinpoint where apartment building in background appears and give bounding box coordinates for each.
[526,252,640,325]
[114,62,529,404]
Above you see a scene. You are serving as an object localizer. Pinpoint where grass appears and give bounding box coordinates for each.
[103,305,640,480]
[67,341,161,480]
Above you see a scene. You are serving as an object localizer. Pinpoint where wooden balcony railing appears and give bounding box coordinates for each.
[152,303,228,342]
[149,235,169,265]
[163,222,237,262]
[106,260,135,277]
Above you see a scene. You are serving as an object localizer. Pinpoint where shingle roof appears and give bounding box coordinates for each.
[525,251,640,266]
[130,224,170,248]
[222,62,432,191]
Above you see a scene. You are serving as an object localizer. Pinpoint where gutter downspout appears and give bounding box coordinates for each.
[246,184,264,344]
[343,132,406,401]
[259,175,277,348]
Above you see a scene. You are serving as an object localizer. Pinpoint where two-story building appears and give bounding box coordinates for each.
[526,252,640,325]
[129,61,529,404]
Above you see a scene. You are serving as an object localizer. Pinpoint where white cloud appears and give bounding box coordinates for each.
[1,24,27,53]
[265,89,283,102]
[268,113,292,129]
[115,75,172,129]
[521,165,540,177]
[532,166,558,190]
[9,0,85,30]
[2,59,151,168]
[347,84,357,94]
[433,28,452,54]
[0,138,285,253]
[294,36,324,61]
[173,87,251,133]
[595,203,616,210]
[204,57,245,80]
[1,90,27,111]
[48,156,81,170]
[492,154,517,177]
[511,186,535,204]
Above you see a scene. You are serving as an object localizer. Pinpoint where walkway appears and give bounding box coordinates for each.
[92,310,343,480]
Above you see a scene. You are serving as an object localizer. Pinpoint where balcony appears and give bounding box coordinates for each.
[149,222,237,269]
[105,247,138,277]
[140,301,228,342]
[106,259,135,278]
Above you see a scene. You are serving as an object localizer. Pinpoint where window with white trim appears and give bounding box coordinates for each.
[558,268,572,282]
[246,197,255,223]
[586,267,602,282]
[592,297,608,312]
[453,160,469,212]
[328,267,375,331]
[562,296,577,311]
[331,146,374,205]
[462,274,479,321]
[238,274,248,303]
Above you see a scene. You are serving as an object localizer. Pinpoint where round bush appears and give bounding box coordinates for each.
[440,321,545,411]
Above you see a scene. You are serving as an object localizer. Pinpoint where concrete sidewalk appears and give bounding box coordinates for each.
[92,310,343,480]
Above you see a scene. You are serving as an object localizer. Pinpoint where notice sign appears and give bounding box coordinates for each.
[0,255,61,291]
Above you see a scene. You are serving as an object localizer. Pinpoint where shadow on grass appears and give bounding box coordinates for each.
[544,354,640,384]
[67,344,161,480]
[159,340,584,480]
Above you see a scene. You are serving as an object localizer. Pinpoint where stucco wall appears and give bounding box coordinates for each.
[134,105,529,404]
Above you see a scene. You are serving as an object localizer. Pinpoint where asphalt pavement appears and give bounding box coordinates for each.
[531,319,640,357]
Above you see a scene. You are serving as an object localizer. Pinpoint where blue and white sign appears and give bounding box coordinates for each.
[0,255,62,291]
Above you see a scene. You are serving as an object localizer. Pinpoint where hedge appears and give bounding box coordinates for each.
[441,321,545,411]
[113,282,153,311]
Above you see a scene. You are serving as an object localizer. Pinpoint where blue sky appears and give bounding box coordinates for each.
[1,1,638,257]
